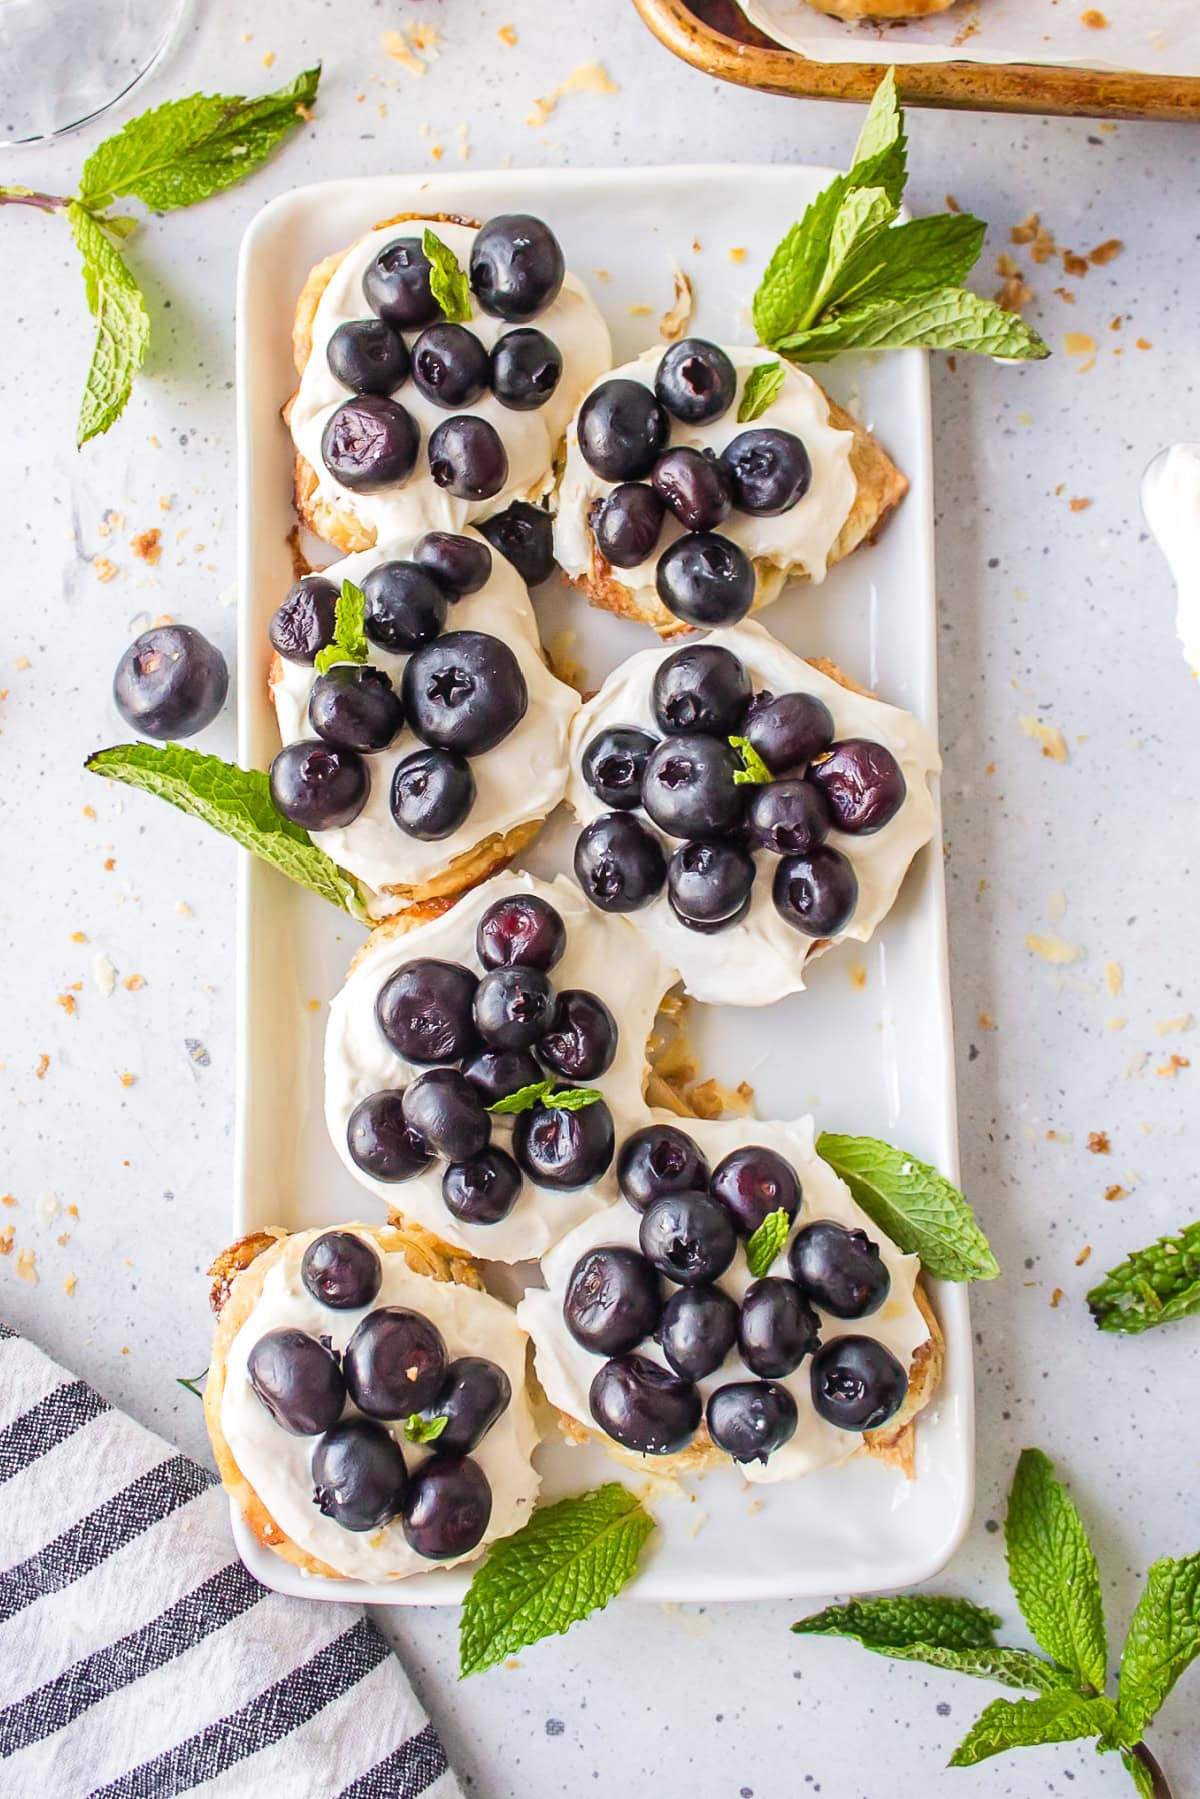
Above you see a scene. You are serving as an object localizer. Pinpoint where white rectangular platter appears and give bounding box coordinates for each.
[235,165,971,1605]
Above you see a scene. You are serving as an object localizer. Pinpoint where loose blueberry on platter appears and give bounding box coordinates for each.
[113,624,228,740]
[207,1224,540,1580]
[288,214,611,554]
[565,618,939,1008]
[517,1114,941,1484]
[268,533,579,916]
[555,342,907,636]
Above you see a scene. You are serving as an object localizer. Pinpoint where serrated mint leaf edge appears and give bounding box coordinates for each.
[487,1080,553,1115]
[815,1132,998,1283]
[1087,1224,1200,1334]
[314,579,369,673]
[1117,1553,1200,1739]
[775,287,1050,364]
[68,203,150,447]
[1005,1449,1108,1696]
[795,1595,1003,1651]
[729,735,772,787]
[544,1087,602,1112]
[746,1208,789,1279]
[423,228,472,325]
[948,1691,1120,1768]
[737,361,785,424]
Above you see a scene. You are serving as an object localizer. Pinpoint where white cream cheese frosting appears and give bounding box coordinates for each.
[553,343,858,612]
[565,618,940,1007]
[219,1227,540,1580]
[325,872,681,1262]
[290,220,612,544]
[271,533,579,916]
[1141,442,1200,679]
[517,1114,931,1486]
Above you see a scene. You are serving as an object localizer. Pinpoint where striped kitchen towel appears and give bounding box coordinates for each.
[0,1323,461,1799]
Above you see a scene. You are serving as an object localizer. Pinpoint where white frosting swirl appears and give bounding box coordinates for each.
[290,221,612,543]
[564,618,940,1007]
[325,872,680,1262]
[220,1227,540,1580]
[517,1114,930,1486]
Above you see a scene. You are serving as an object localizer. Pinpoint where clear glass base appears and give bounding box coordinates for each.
[0,0,188,148]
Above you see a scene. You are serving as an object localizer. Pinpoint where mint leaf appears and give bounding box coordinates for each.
[404,1413,448,1445]
[176,1368,207,1399]
[544,1087,602,1112]
[729,735,773,787]
[794,1596,1002,1651]
[949,1692,1120,1767]
[68,203,150,447]
[737,361,785,425]
[775,287,1049,363]
[1118,1554,1200,1739]
[78,66,320,212]
[459,1485,655,1676]
[423,229,472,325]
[1005,1449,1108,1695]
[314,579,369,674]
[85,743,367,918]
[746,1208,789,1279]
[487,1079,553,1115]
[751,177,854,349]
[848,66,907,207]
[815,1133,998,1282]
[1122,1749,1158,1797]
[833,212,986,310]
[1087,1224,1200,1334]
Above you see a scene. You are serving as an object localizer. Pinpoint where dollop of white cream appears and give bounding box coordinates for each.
[290,221,612,543]
[220,1226,540,1580]
[1141,443,1200,679]
[325,871,681,1261]
[565,618,940,1006]
[553,344,857,611]
[272,534,578,913]
[517,1114,930,1486]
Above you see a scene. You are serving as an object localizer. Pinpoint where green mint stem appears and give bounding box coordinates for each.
[0,189,69,213]
[1131,1742,1173,1799]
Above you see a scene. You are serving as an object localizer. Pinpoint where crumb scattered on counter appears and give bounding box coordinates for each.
[628,304,652,318]
[1105,960,1123,996]
[526,62,617,129]
[70,931,87,944]
[15,1248,37,1284]
[1019,716,1069,762]
[118,1071,137,1088]
[1104,1184,1127,1202]
[1081,9,1108,26]
[1087,1131,1111,1154]
[130,529,162,566]
[1156,1055,1190,1077]
[1045,1128,1072,1144]
[849,963,867,991]
[35,1054,49,1080]
[92,557,118,583]
[1050,1287,1063,1308]
[64,1274,76,1296]
[728,247,746,264]
[1026,934,1081,965]
[1075,1245,1092,1266]
[55,993,76,1017]
[123,973,145,993]
[261,50,275,69]
[0,1226,13,1255]
[382,29,427,76]
[1068,497,1091,513]
[498,23,518,45]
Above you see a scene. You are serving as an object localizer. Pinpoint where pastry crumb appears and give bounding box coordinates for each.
[526,61,617,128]
[1050,1287,1063,1308]
[15,1247,37,1285]
[1088,238,1122,265]
[1135,338,1153,351]
[1019,715,1069,762]
[628,303,652,318]
[382,29,427,76]
[1105,960,1123,996]
[1064,331,1097,355]
[1155,1055,1190,1077]
[1068,497,1091,513]
[35,1053,50,1080]
[118,1071,137,1088]
[728,247,746,264]
[977,1011,995,1030]
[1106,1017,1127,1032]
[1026,934,1082,965]
[261,49,275,69]
[498,23,517,44]
[92,556,118,583]
[64,1273,77,1296]
[1045,1128,1072,1144]
[55,993,77,1017]
[1075,1245,1092,1266]
[1087,1131,1111,1154]
[130,528,162,565]
[0,1225,13,1255]
[1104,1184,1127,1202]
[849,963,867,991]
[1081,9,1108,25]
[659,265,693,344]
[1,1195,15,1209]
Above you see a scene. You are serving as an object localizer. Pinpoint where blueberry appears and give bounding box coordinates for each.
[652,644,751,737]
[461,1048,543,1107]
[402,630,527,755]
[512,1096,615,1189]
[642,734,744,841]
[442,1146,523,1224]
[326,318,410,395]
[639,1192,737,1287]
[654,338,736,425]
[362,560,448,652]
[428,416,509,501]
[577,380,670,482]
[536,990,617,1082]
[401,1066,491,1161]
[113,624,228,739]
[269,576,339,665]
[347,1090,433,1182]
[667,839,756,930]
[375,958,479,1064]
[269,741,369,830]
[491,327,563,409]
[581,727,658,811]
[470,214,565,322]
[343,1306,448,1418]
[745,780,829,857]
[322,396,420,492]
[593,484,665,569]
[574,813,666,913]
[807,739,907,834]
[413,531,493,598]
[617,1124,710,1213]
[710,1146,801,1237]
[390,746,475,840]
[473,965,555,1050]
[415,1356,512,1455]
[588,1353,701,1455]
[655,533,755,628]
[312,1418,407,1531]
[651,445,733,533]
[658,1284,739,1381]
[738,1278,821,1378]
[476,502,556,587]
[789,1219,891,1319]
[563,1246,662,1355]
[362,236,440,330]
[721,429,812,515]
[810,1336,907,1431]
[248,1328,345,1436]
[743,689,834,773]
[301,1231,383,1310]
[411,323,490,410]
[772,847,858,937]
[476,894,566,972]
[402,1454,492,1559]
[706,1380,798,1463]
[308,664,403,753]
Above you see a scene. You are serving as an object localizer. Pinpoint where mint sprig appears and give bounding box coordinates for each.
[745,1207,789,1279]
[423,228,472,325]
[736,361,785,424]
[68,204,151,444]
[751,69,1047,366]
[1087,1223,1200,1334]
[729,735,772,787]
[816,1132,997,1282]
[487,1080,601,1115]
[403,1413,448,1445]
[314,580,369,675]
[1006,1448,1108,1695]
[85,743,368,919]
[459,1484,655,1676]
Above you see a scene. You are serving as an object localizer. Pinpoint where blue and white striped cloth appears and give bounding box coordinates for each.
[0,1323,461,1799]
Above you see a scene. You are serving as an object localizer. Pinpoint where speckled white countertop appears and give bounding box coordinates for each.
[3,2,1200,1794]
